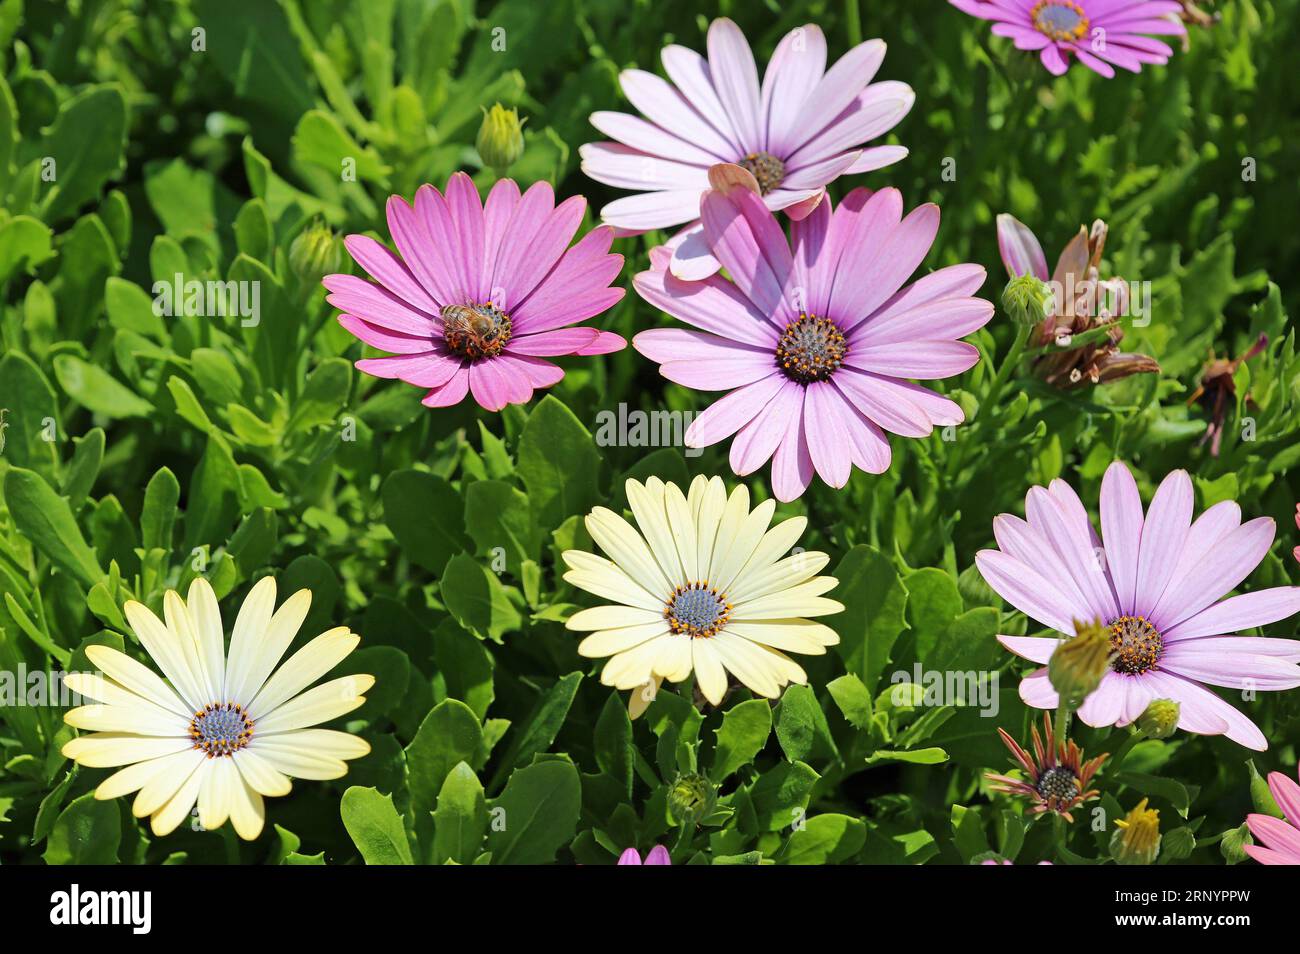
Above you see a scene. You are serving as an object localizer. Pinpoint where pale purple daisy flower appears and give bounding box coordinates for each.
[1245,762,1300,865]
[978,461,1300,750]
[947,1,1186,77]
[617,845,671,865]
[581,17,913,280]
[632,175,991,502]
[324,173,626,413]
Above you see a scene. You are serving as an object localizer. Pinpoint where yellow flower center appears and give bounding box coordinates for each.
[1108,615,1163,674]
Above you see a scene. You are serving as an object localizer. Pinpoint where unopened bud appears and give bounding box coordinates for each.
[668,772,714,827]
[291,219,343,286]
[1048,619,1112,709]
[1110,798,1161,865]
[476,104,526,174]
[1001,273,1054,328]
[1136,699,1180,740]
[1220,822,1251,865]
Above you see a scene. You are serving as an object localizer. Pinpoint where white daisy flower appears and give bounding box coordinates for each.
[564,476,842,715]
[62,577,373,840]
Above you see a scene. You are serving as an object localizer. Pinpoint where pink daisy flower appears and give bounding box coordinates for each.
[979,461,1300,750]
[617,845,671,865]
[1245,763,1300,865]
[581,17,913,280]
[324,173,626,412]
[632,177,991,502]
[947,1,1186,77]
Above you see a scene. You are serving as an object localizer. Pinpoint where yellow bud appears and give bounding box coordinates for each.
[1048,619,1113,708]
[1111,798,1161,865]
[476,104,526,174]
[1136,699,1180,740]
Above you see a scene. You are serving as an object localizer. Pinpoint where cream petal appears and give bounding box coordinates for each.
[198,755,237,831]
[63,733,195,768]
[725,619,838,654]
[225,587,312,708]
[663,481,701,582]
[578,621,672,658]
[600,635,675,690]
[703,485,756,585]
[693,477,728,585]
[150,758,208,837]
[726,551,832,603]
[96,748,199,801]
[709,497,776,595]
[651,632,694,682]
[626,478,686,588]
[562,557,665,611]
[252,675,374,734]
[233,748,294,797]
[627,677,663,720]
[692,639,728,706]
[732,515,809,584]
[565,604,664,631]
[64,703,186,736]
[250,739,350,780]
[221,577,276,699]
[228,773,266,840]
[248,628,359,720]
[124,600,207,712]
[586,507,673,595]
[187,578,227,703]
[163,589,217,704]
[708,631,784,697]
[265,728,371,761]
[83,645,190,718]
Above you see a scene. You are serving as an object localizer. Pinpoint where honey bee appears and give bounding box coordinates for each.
[442,303,512,359]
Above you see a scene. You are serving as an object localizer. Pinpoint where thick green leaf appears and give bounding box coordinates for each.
[433,762,487,865]
[486,760,581,865]
[710,699,772,781]
[340,787,414,865]
[405,699,482,814]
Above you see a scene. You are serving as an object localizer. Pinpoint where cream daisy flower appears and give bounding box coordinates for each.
[61,577,373,840]
[563,476,842,714]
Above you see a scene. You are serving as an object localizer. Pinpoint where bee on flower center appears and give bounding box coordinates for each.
[441,302,513,359]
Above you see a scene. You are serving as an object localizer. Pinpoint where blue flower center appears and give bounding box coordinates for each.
[666,583,730,638]
[190,703,254,757]
[1032,1,1089,41]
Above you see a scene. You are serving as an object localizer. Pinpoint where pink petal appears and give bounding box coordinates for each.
[1159,643,1300,692]
[1040,44,1070,76]
[996,213,1049,281]
[322,273,437,337]
[729,378,802,476]
[1027,485,1119,623]
[1151,518,1276,632]
[579,142,711,191]
[787,82,914,170]
[781,150,865,192]
[1017,668,1060,710]
[843,340,980,379]
[1268,771,1300,826]
[1075,672,1126,728]
[589,111,726,165]
[495,190,587,311]
[802,381,852,488]
[844,145,909,174]
[839,399,892,474]
[601,189,703,232]
[666,222,722,280]
[654,51,743,155]
[506,327,601,356]
[706,18,763,153]
[823,188,904,325]
[784,39,886,157]
[444,171,486,301]
[1142,670,1264,749]
[699,188,796,321]
[421,366,470,408]
[643,845,671,865]
[469,358,532,411]
[341,235,441,313]
[632,265,780,347]
[634,328,769,365]
[1100,461,1144,616]
[685,373,785,449]
[762,24,827,157]
[1246,814,1300,857]
[513,226,624,334]
[617,848,643,865]
[992,514,1095,623]
[975,549,1082,634]
[356,351,463,388]
[852,297,993,347]
[838,204,942,331]
[1133,469,1194,617]
[1165,588,1300,642]
[480,178,522,296]
[832,371,932,437]
[338,314,432,354]
[769,390,815,501]
[576,331,627,356]
[388,191,458,307]
[997,634,1059,664]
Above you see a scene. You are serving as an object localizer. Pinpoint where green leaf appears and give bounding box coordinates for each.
[53,355,153,419]
[61,427,103,510]
[774,684,838,763]
[0,351,60,475]
[433,762,488,865]
[907,568,964,661]
[492,672,582,785]
[517,396,602,530]
[38,85,127,223]
[594,691,634,798]
[43,793,120,864]
[826,674,873,731]
[747,761,819,833]
[464,479,537,571]
[432,619,495,719]
[831,546,908,692]
[405,699,482,814]
[486,760,581,865]
[292,110,391,184]
[711,699,772,781]
[382,470,470,570]
[340,787,414,865]
[867,747,950,765]
[440,552,522,641]
[194,0,313,120]
[0,214,54,283]
[288,357,352,433]
[783,813,867,865]
[4,467,104,587]
[141,467,180,552]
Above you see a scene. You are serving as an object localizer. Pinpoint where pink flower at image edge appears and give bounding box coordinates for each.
[582,16,913,279]
[947,1,1187,78]
[618,846,671,865]
[633,181,991,502]
[1245,763,1300,865]
[324,172,627,413]
[979,461,1300,750]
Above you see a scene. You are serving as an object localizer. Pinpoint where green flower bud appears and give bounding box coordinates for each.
[476,104,526,174]
[1136,699,1180,740]
[1048,619,1112,709]
[1001,273,1054,328]
[1110,798,1161,865]
[289,219,343,286]
[668,772,714,827]
[1247,759,1284,818]
[1220,822,1251,865]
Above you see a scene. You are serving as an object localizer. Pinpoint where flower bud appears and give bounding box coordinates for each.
[1048,619,1112,709]
[1220,822,1251,865]
[1110,798,1161,865]
[476,104,526,174]
[1248,759,1283,818]
[668,772,714,827]
[1001,273,1054,328]
[1136,699,1179,740]
[290,219,343,286]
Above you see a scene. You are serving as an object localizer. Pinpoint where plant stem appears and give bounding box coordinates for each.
[1054,702,1072,745]
[845,0,863,47]
[981,323,1031,424]
[1106,729,1144,776]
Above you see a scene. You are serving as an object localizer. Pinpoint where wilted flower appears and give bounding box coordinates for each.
[1186,333,1268,457]
[325,173,626,412]
[1136,699,1180,740]
[980,461,1300,750]
[476,104,526,174]
[1244,761,1300,865]
[987,712,1107,822]
[1047,618,1112,707]
[634,179,991,501]
[618,845,672,865]
[1111,798,1161,864]
[948,1,1186,78]
[563,476,842,709]
[997,213,1158,389]
[582,17,913,279]
[1174,1,1220,28]
[62,578,372,840]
